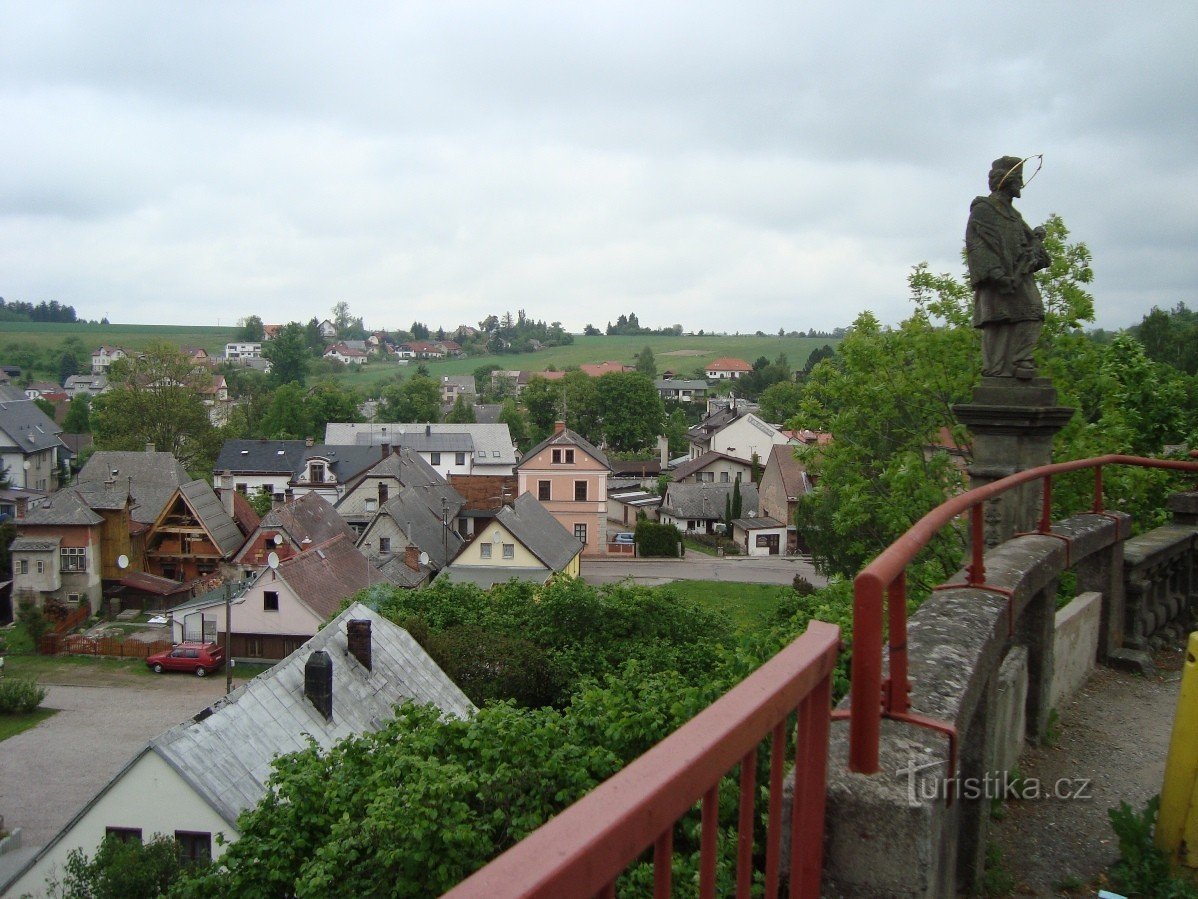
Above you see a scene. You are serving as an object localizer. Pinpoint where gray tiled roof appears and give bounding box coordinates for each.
[9,536,61,553]
[18,489,103,526]
[392,432,474,453]
[79,451,192,524]
[494,493,582,571]
[214,439,308,475]
[178,480,246,558]
[376,486,465,569]
[662,482,760,521]
[325,422,518,469]
[0,396,65,455]
[149,602,474,826]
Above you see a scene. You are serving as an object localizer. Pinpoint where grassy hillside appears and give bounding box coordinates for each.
[0,321,240,357]
[331,334,839,392]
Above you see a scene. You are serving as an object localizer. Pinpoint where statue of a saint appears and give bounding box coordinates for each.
[965,156,1051,379]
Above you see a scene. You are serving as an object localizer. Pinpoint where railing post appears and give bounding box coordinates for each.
[1038,474,1053,533]
[886,571,909,715]
[850,574,884,773]
[968,506,986,584]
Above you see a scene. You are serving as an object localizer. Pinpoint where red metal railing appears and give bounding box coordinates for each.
[444,620,841,899]
[847,454,1198,774]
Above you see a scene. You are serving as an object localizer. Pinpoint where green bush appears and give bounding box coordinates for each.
[634,520,684,557]
[0,677,47,714]
[59,833,189,899]
[17,598,49,647]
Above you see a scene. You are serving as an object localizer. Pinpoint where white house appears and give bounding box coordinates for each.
[325,423,519,478]
[323,343,368,365]
[90,346,126,375]
[686,402,797,464]
[2,604,474,898]
[224,342,262,361]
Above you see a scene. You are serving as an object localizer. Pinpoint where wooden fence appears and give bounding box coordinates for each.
[39,633,171,659]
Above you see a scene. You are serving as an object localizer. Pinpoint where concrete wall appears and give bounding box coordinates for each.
[1051,591,1101,709]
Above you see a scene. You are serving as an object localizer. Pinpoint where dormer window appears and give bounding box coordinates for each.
[308,462,326,483]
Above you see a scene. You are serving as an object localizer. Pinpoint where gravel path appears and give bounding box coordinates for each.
[0,675,231,849]
[988,647,1184,896]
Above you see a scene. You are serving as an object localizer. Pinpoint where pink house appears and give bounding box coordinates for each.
[516,422,611,556]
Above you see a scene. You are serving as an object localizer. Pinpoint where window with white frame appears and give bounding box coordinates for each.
[60,547,86,572]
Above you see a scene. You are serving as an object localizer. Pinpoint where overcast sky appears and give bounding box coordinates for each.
[1,3,1194,334]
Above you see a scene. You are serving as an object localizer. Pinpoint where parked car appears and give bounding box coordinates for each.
[146,642,225,677]
[612,532,635,545]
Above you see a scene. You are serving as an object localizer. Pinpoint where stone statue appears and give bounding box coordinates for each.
[965,155,1051,379]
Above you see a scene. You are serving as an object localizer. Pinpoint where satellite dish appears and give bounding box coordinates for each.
[116,554,129,570]
[418,552,430,566]
[267,552,280,570]
[272,534,284,546]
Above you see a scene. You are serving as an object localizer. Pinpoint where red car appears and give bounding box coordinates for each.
[146,642,225,677]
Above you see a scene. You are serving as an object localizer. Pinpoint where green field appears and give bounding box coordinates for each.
[654,579,790,632]
[331,333,839,392]
[0,321,240,358]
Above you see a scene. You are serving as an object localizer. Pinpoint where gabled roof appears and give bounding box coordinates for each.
[144,604,472,827]
[229,489,261,537]
[766,444,812,500]
[78,450,192,524]
[0,397,65,456]
[17,489,103,527]
[655,379,708,391]
[162,480,246,558]
[299,445,382,484]
[273,535,389,619]
[493,493,583,571]
[662,482,760,521]
[731,515,786,530]
[519,426,611,471]
[251,492,355,553]
[344,445,444,494]
[706,357,753,372]
[372,485,466,569]
[671,451,751,482]
[579,361,631,377]
[72,480,130,511]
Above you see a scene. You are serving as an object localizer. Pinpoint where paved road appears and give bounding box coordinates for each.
[582,554,826,587]
[0,675,230,857]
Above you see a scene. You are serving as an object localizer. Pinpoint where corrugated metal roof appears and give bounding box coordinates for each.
[149,603,474,826]
[179,480,246,558]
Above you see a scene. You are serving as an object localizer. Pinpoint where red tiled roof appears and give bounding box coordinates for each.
[277,535,387,619]
[707,357,752,372]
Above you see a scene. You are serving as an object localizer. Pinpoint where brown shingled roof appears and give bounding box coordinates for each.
[276,534,387,620]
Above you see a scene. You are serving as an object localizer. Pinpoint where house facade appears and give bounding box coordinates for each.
[3,605,473,897]
[704,357,752,379]
[686,403,797,464]
[9,490,104,611]
[0,391,66,492]
[758,444,812,554]
[655,378,709,403]
[90,346,126,374]
[658,482,760,536]
[325,423,519,477]
[144,481,245,582]
[670,451,754,485]
[516,423,611,556]
[730,516,788,556]
[323,343,368,365]
[224,342,262,361]
[444,492,582,587]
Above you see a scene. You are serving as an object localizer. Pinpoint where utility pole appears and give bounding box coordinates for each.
[224,582,233,695]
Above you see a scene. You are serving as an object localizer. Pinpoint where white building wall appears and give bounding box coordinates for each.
[8,752,234,897]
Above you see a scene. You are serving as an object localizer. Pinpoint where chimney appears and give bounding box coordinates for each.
[658,435,670,468]
[381,443,391,459]
[145,442,155,453]
[221,486,235,518]
[404,544,421,572]
[346,619,372,670]
[304,650,333,718]
[304,436,314,448]
[425,424,431,436]
[554,420,565,435]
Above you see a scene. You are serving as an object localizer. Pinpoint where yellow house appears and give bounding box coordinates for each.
[443,493,582,588]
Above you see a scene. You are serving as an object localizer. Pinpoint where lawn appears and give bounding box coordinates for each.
[0,320,240,358]
[0,707,57,742]
[654,579,790,632]
[1,654,155,684]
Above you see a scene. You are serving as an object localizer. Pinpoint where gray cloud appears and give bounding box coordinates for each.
[0,1,1194,333]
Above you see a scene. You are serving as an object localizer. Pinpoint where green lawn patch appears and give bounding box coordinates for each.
[683,538,716,556]
[654,580,790,632]
[0,707,57,742]
[2,654,155,683]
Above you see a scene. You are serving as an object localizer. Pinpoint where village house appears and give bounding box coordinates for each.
[90,346,126,375]
[233,491,355,575]
[8,489,104,611]
[62,374,108,398]
[658,481,760,536]
[516,422,611,556]
[355,485,466,584]
[655,377,709,404]
[143,480,246,582]
[440,374,476,405]
[325,422,519,478]
[704,357,752,379]
[223,342,262,361]
[685,399,798,464]
[0,387,66,492]
[729,515,788,556]
[758,444,813,554]
[443,492,582,588]
[323,342,368,365]
[333,444,453,535]
[2,604,473,897]
[669,450,754,485]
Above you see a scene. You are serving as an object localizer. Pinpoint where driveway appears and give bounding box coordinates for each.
[582,554,827,588]
[0,673,232,855]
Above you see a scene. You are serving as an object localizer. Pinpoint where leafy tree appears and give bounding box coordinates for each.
[498,399,530,449]
[63,394,91,433]
[305,382,362,436]
[379,375,441,423]
[410,321,430,340]
[758,379,804,423]
[262,322,311,388]
[58,833,187,899]
[239,314,265,342]
[561,371,602,444]
[583,323,602,336]
[303,318,325,355]
[34,397,57,419]
[595,372,664,453]
[260,383,313,439]
[445,395,477,423]
[248,487,274,517]
[521,375,563,435]
[58,350,80,382]
[635,346,657,379]
[91,342,217,473]
[474,364,502,398]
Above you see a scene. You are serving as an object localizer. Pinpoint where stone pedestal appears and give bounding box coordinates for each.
[952,378,1075,548]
